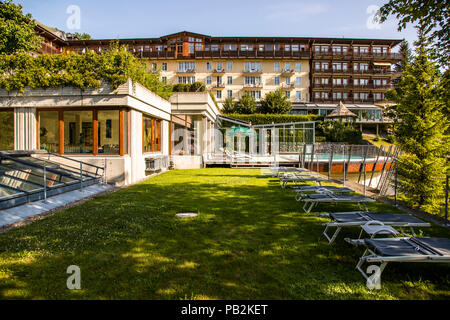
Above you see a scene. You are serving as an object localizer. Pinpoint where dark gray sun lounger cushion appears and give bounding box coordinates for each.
[322,211,430,243]
[354,237,450,287]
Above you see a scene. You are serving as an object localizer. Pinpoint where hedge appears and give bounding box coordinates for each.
[223,113,324,125]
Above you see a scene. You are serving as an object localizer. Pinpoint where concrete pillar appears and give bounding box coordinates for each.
[14,107,36,150]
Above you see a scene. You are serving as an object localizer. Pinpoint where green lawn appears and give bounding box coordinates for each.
[0,168,449,299]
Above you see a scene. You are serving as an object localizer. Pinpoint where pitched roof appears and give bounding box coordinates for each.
[326,101,358,118]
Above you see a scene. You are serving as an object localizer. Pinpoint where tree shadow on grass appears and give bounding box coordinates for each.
[0,169,449,299]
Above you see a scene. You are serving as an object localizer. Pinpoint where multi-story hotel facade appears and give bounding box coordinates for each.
[58,31,402,129]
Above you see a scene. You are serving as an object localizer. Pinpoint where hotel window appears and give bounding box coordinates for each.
[244,62,262,72]
[143,115,161,153]
[285,44,290,51]
[315,62,321,70]
[161,76,167,84]
[206,62,212,71]
[374,93,384,100]
[156,45,162,52]
[178,76,196,84]
[332,63,341,71]
[188,44,195,54]
[248,91,261,100]
[224,44,236,51]
[295,63,302,72]
[227,61,233,71]
[274,62,281,72]
[266,44,273,51]
[333,92,342,100]
[97,110,120,154]
[38,111,58,153]
[244,76,262,86]
[332,46,342,54]
[227,90,233,98]
[211,44,219,51]
[178,62,196,72]
[151,63,157,72]
[285,91,290,98]
[144,46,150,52]
[296,77,302,86]
[284,62,291,72]
[292,44,299,52]
[274,76,280,85]
[321,46,329,53]
[315,92,321,99]
[162,62,167,71]
[296,91,301,101]
[321,62,328,70]
[0,110,13,150]
[64,111,93,154]
[206,76,212,85]
[204,45,210,51]
[216,76,222,86]
[258,44,264,51]
[285,77,291,85]
[216,90,222,100]
[227,76,233,85]
[315,46,320,53]
[216,62,223,71]
[360,47,369,54]
[323,92,329,99]
[240,44,248,51]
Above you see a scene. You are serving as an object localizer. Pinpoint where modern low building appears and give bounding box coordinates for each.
[0,79,172,185]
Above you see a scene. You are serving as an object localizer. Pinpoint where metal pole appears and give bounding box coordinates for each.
[445,174,448,225]
[80,162,83,191]
[363,162,366,196]
[43,166,47,201]
[328,144,334,180]
[343,145,346,186]
[394,165,398,206]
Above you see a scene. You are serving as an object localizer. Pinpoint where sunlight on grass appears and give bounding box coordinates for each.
[0,168,449,299]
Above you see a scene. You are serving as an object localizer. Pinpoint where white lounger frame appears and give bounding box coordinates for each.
[301,196,376,213]
[320,211,431,243]
[346,237,450,283]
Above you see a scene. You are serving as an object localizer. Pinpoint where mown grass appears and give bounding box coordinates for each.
[0,168,449,300]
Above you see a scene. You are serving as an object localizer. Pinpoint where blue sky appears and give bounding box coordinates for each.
[18,0,419,51]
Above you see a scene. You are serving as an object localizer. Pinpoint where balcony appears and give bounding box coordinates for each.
[193,49,309,59]
[281,83,295,90]
[39,43,61,55]
[312,52,402,60]
[281,69,295,75]
[135,51,176,59]
[176,69,196,74]
[243,69,263,75]
[213,69,226,74]
[212,83,225,90]
[243,83,263,89]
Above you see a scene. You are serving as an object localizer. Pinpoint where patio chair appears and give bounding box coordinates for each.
[293,186,354,201]
[347,237,450,286]
[319,211,430,243]
[300,193,376,213]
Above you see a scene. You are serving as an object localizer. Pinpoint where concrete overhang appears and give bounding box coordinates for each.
[0,79,172,121]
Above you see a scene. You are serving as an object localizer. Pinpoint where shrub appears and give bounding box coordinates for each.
[318,121,363,144]
[258,89,292,114]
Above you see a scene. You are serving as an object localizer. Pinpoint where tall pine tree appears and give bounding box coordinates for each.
[386,28,449,212]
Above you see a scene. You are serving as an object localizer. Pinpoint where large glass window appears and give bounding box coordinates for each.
[98,110,120,154]
[64,111,93,154]
[143,115,161,153]
[0,110,14,150]
[39,111,59,153]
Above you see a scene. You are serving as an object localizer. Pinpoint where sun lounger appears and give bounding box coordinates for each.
[319,211,430,243]
[270,167,309,177]
[279,174,326,188]
[346,237,450,286]
[293,186,354,201]
[301,194,376,213]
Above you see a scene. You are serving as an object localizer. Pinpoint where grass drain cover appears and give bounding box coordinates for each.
[176,213,198,218]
